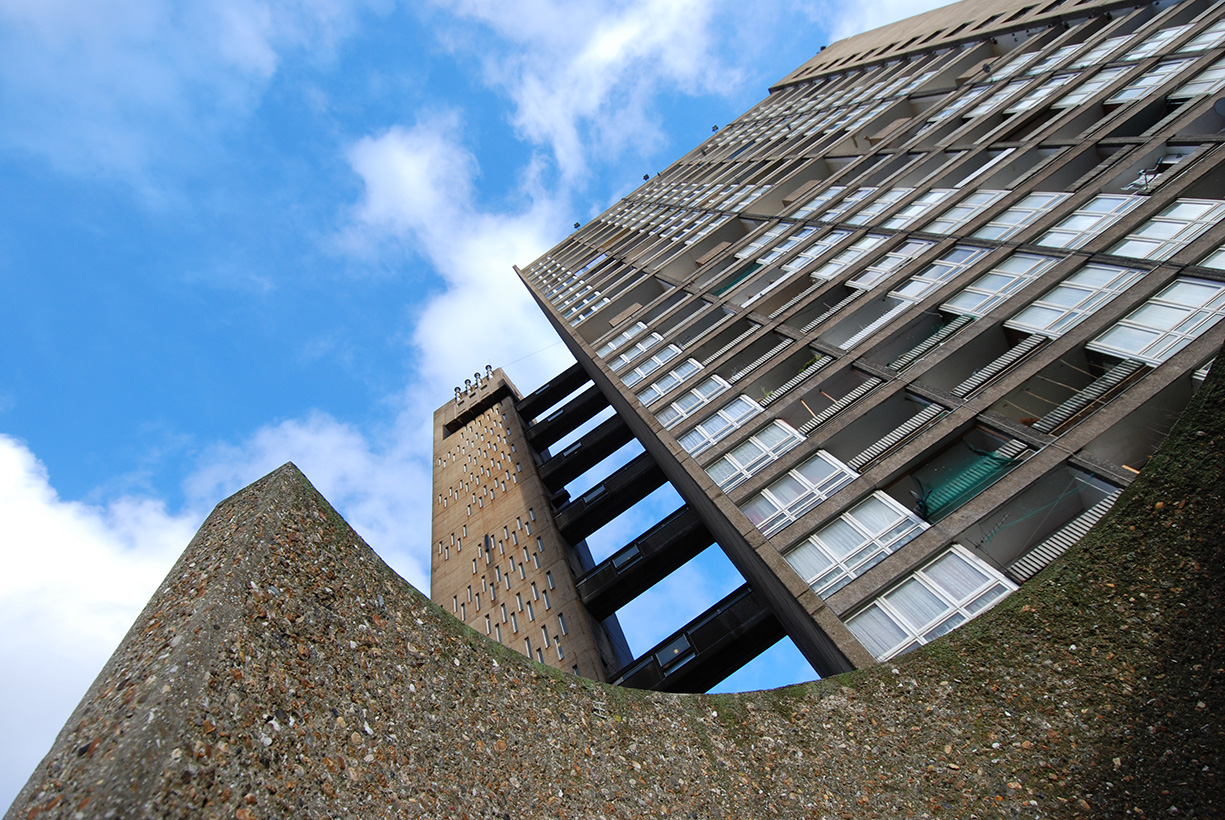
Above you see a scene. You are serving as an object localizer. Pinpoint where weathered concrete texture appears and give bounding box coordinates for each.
[8,365,1224,818]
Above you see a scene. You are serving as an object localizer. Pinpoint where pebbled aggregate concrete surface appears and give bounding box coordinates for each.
[6,363,1223,819]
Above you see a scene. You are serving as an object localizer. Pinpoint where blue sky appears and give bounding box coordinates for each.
[0,0,943,807]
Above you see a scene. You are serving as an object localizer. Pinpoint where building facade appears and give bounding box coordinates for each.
[433,0,1225,690]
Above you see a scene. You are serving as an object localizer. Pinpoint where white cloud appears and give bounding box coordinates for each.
[0,435,198,807]
[344,114,576,396]
[184,410,433,589]
[433,0,743,182]
[0,0,385,186]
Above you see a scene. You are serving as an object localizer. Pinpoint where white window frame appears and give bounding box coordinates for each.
[891,245,992,303]
[1003,71,1079,114]
[757,226,819,264]
[1036,194,1143,250]
[846,187,914,226]
[791,186,846,219]
[676,395,763,457]
[1006,262,1148,338]
[636,358,703,407]
[1171,57,1225,101]
[808,234,888,282]
[848,238,937,291]
[1118,24,1191,62]
[922,190,1008,235]
[972,192,1070,241]
[1109,199,1225,261]
[1177,19,1225,54]
[735,224,791,260]
[782,229,853,274]
[656,376,731,430]
[608,332,663,372]
[739,451,858,537]
[596,321,647,358]
[1070,34,1130,69]
[785,492,928,598]
[883,189,956,230]
[847,544,1017,661]
[1105,58,1195,104]
[941,253,1061,318]
[1088,277,1225,366]
[622,344,681,387]
[1052,66,1129,108]
[705,420,805,491]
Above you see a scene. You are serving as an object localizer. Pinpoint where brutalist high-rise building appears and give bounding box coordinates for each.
[432,0,1225,692]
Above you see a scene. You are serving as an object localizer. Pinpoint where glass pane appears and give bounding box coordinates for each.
[769,474,809,506]
[851,495,900,532]
[795,453,838,485]
[786,540,834,579]
[818,519,866,558]
[848,606,910,658]
[885,579,949,631]
[925,551,989,598]
[741,495,778,526]
[1130,303,1188,331]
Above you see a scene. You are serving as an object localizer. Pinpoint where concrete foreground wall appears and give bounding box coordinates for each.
[7,367,1223,819]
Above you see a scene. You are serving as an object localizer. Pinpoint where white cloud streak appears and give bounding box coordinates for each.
[434,0,744,182]
[0,436,198,806]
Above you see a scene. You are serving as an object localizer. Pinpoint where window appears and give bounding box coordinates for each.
[1003,71,1078,114]
[1119,25,1190,62]
[758,226,819,263]
[1199,243,1225,270]
[656,376,731,429]
[1006,262,1147,338]
[1177,19,1225,54]
[1109,199,1225,261]
[848,239,937,291]
[677,395,764,457]
[706,421,806,491]
[922,190,1008,235]
[1024,42,1083,75]
[636,358,702,406]
[1036,194,1143,249]
[546,572,555,589]
[791,186,846,219]
[558,613,568,635]
[942,253,1060,317]
[972,192,1069,240]
[786,492,928,598]
[821,187,878,222]
[963,80,1027,118]
[608,332,663,372]
[883,189,955,230]
[596,321,647,358]
[925,88,988,125]
[847,545,1016,660]
[1088,277,1225,365]
[622,344,682,387]
[1070,34,1129,69]
[1170,56,1225,100]
[781,229,853,273]
[1053,65,1127,109]
[739,450,858,536]
[735,224,791,259]
[891,245,992,303]
[846,187,913,225]
[807,234,888,282]
[1105,58,1194,105]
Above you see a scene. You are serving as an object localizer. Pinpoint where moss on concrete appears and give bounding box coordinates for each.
[6,355,1223,818]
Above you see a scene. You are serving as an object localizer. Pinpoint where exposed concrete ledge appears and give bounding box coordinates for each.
[8,357,1224,817]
